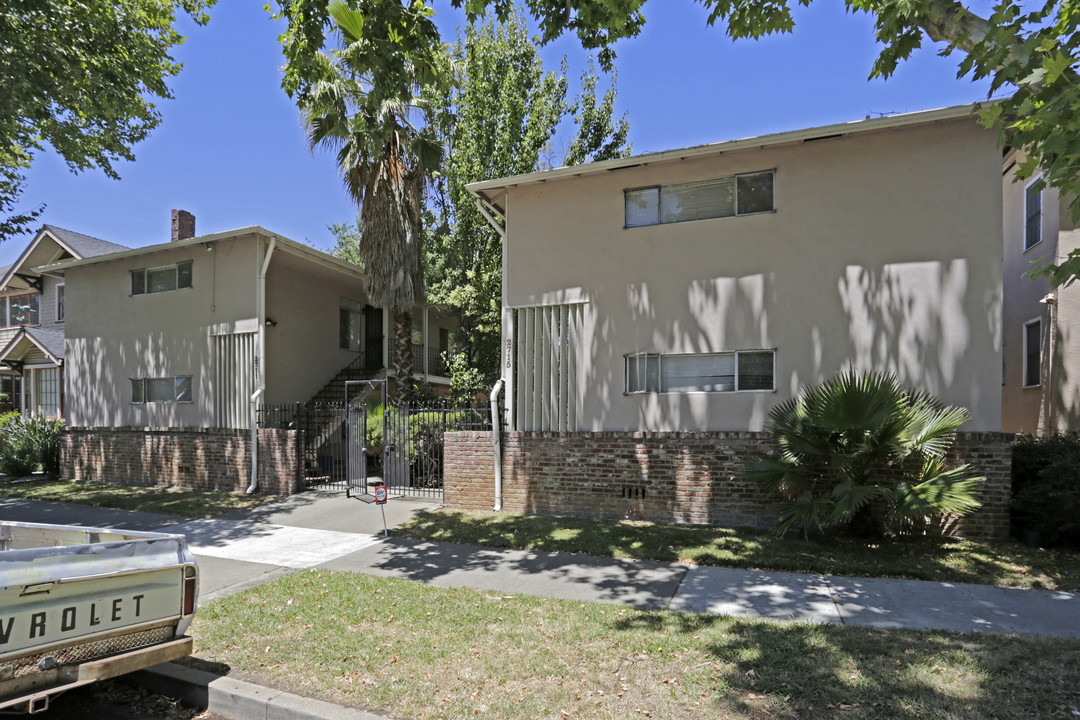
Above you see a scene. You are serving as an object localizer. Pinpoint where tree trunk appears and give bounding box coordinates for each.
[390,309,415,403]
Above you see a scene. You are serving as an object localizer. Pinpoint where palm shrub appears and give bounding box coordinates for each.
[0,413,41,477]
[742,370,983,537]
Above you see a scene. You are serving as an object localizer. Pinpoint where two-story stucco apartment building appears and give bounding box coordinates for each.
[450,104,1014,536]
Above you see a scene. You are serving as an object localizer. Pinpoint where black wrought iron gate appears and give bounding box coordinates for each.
[344,380,384,498]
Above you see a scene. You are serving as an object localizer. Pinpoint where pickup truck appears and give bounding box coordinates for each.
[0,521,198,714]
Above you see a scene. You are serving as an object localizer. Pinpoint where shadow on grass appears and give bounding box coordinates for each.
[396,509,1080,591]
[609,611,1080,719]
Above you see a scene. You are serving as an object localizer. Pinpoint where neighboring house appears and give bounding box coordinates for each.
[1000,154,1080,433]
[467,104,1005,433]
[0,225,129,418]
[45,211,454,430]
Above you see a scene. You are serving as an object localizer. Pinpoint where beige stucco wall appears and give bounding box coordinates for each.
[264,250,371,405]
[502,116,1004,431]
[65,234,259,426]
[1000,156,1080,434]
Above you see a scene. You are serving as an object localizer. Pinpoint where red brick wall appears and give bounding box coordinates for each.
[444,431,1013,539]
[61,427,299,495]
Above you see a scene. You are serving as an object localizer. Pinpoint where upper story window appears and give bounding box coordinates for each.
[56,284,65,322]
[1024,179,1042,251]
[2,293,40,327]
[625,349,775,394]
[131,260,193,296]
[339,298,363,352]
[625,170,774,228]
[1023,319,1042,388]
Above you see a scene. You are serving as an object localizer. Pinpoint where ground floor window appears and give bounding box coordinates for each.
[625,349,776,394]
[131,375,193,404]
[0,373,20,411]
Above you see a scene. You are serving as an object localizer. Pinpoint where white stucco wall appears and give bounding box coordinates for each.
[65,234,259,427]
[500,116,1004,431]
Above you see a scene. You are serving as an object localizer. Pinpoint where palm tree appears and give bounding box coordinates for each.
[301,0,446,402]
[742,370,984,537]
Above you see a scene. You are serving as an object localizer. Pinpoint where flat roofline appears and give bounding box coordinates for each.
[35,226,364,279]
[467,103,980,202]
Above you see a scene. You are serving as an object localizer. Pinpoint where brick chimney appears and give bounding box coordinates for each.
[171,209,195,242]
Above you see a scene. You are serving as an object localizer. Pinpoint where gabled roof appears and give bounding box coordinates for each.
[0,224,129,292]
[38,225,366,281]
[467,103,981,212]
[0,326,65,366]
[41,225,129,258]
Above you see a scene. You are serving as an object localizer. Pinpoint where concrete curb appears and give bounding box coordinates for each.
[129,662,392,720]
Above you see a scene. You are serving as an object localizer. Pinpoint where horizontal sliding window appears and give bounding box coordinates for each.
[131,260,193,296]
[625,170,774,228]
[625,349,775,394]
[131,376,193,404]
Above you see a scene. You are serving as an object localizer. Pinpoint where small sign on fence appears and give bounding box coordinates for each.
[373,484,388,504]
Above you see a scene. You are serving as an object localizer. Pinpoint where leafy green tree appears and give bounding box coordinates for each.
[423,12,630,390]
[328,216,364,267]
[297,0,448,402]
[0,0,213,241]
[742,371,983,537]
[278,0,1080,284]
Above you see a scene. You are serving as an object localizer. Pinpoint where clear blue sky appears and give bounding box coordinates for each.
[1,0,995,265]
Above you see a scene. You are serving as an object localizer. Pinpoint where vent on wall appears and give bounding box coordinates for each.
[621,487,646,500]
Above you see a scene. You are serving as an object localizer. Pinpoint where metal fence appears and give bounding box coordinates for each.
[257,400,493,497]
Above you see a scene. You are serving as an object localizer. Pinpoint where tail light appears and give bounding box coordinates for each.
[183,566,197,616]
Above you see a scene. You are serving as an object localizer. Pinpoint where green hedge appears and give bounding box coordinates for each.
[1012,433,1080,548]
[0,414,65,478]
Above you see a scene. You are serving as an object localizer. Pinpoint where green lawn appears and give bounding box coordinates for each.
[395,509,1080,591]
[189,570,1080,720]
[0,478,270,518]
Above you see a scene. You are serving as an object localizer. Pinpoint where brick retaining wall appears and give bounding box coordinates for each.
[444,431,1012,539]
[62,427,300,495]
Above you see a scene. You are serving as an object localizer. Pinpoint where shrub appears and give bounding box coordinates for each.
[1012,433,1080,547]
[0,414,65,477]
[742,370,983,537]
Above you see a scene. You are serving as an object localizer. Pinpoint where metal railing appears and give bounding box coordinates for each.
[258,400,493,495]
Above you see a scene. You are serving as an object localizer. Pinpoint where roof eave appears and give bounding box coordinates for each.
[466,103,981,201]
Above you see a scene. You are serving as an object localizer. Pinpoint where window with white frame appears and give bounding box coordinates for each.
[131,376,193,404]
[33,367,60,417]
[131,260,193,296]
[625,350,775,394]
[625,170,774,228]
[56,284,65,322]
[3,293,40,327]
[1023,319,1042,387]
[1025,180,1042,251]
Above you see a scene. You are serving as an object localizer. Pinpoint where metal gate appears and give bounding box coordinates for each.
[344,380,385,498]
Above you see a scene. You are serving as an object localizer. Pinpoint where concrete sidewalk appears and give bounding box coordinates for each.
[3,491,1079,636]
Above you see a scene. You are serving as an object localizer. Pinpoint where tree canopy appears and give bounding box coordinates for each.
[0,0,213,241]
[279,0,1080,283]
[422,11,630,398]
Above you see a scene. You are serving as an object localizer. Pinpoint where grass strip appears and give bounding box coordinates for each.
[190,570,1080,720]
[0,478,269,518]
[395,509,1080,591]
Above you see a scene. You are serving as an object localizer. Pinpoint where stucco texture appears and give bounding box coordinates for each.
[501,117,1004,431]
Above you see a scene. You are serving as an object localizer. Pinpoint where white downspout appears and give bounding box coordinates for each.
[248,235,277,494]
[490,378,505,511]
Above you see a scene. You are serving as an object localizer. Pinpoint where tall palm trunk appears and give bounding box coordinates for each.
[391,309,415,402]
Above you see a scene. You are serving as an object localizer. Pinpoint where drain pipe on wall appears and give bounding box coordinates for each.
[248,235,277,494]
[490,378,505,511]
